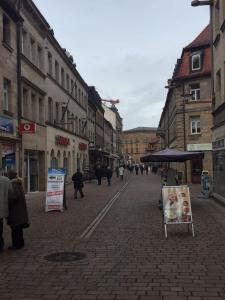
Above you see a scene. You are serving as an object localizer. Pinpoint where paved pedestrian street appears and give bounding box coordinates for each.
[1,172,225,300]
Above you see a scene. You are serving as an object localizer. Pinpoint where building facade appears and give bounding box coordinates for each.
[158,25,213,184]
[0,1,22,175]
[210,0,225,200]
[122,127,159,164]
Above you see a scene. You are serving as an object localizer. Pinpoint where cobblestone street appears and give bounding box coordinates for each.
[1,171,225,300]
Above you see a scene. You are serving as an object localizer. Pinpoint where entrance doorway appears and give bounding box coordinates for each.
[25,151,39,192]
[191,159,202,184]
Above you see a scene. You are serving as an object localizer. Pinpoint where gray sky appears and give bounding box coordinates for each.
[35,0,209,130]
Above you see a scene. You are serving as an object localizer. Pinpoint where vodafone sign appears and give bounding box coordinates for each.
[19,122,36,134]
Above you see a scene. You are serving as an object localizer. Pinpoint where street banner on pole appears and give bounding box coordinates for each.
[162,186,194,237]
[45,169,65,212]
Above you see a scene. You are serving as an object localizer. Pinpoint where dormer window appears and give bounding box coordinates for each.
[191,53,201,71]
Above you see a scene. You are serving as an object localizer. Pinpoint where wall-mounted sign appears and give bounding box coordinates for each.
[187,143,212,151]
[19,122,36,134]
[79,143,87,150]
[212,138,225,150]
[0,116,13,133]
[55,135,70,146]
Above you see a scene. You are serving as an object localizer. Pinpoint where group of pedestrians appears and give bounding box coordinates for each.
[0,169,29,253]
[127,164,149,175]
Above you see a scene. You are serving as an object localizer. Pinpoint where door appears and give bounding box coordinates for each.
[191,159,202,184]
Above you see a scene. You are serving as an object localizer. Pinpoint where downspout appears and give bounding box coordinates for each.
[16,0,22,177]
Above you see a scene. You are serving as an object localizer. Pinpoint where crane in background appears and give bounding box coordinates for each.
[101,99,120,107]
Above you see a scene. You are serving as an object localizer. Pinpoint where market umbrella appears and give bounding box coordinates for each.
[140,148,204,163]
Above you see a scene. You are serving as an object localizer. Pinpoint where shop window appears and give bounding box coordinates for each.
[3,78,11,111]
[190,83,200,101]
[3,14,11,45]
[190,117,201,134]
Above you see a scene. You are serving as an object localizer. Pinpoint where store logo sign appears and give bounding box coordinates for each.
[19,122,36,134]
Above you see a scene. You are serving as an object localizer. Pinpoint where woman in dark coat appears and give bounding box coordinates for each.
[7,170,29,250]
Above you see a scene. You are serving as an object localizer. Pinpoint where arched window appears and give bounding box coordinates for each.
[57,150,61,168]
[50,149,57,168]
[63,151,68,175]
[68,152,71,176]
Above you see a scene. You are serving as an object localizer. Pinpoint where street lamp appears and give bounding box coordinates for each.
[191,0,212,6]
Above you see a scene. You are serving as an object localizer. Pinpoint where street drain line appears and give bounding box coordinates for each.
[80,181,129,239]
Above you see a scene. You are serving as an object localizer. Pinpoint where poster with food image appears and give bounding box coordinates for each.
[162,186,192,224]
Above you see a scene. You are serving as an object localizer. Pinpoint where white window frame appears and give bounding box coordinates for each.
[190,117,201,135]
[192,54,201,71]
[190,85,200,101]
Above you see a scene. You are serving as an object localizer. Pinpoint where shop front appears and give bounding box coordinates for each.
[213,138,225,200]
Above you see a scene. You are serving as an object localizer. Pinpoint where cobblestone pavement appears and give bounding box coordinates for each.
[1,171,225,300]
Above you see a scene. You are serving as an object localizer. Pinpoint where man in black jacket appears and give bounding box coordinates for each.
[72,169,84,199]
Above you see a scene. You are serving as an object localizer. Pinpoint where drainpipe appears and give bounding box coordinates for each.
[16,0,22,177]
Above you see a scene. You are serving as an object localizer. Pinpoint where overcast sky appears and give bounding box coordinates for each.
[35,0,209,130]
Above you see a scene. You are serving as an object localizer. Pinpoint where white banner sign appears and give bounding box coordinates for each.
[45,169,65,212]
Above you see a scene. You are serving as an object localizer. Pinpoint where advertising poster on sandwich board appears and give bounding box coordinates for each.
[45,169,65,212]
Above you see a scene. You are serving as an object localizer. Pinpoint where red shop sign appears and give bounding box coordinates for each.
[55,135,70,146]
[19,122,36,134]
[79,143,87,150]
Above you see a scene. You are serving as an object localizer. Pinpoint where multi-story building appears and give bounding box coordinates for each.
[0,1,21,174]
[104,118,113,166]
[210,0,225,200]
[88,86,105,168]
[111,106,123,158]
[122,127,159,164]
[158,25,213,184]
[9,0,89,191]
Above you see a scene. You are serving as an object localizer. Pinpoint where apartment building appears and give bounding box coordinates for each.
[0,1,21,174]
[210,0,225,200]
[122,127,159,164]
[158,25,213,183]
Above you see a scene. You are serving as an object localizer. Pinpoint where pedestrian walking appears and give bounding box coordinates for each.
[72,169,84,199]
[95,165,103,185]
[135,164,139,175]
[145,164,149,174]
[115,166,119,178]
[105,166,113,186]
[140,164,144,175]
[119,165,124,180]
[7,169,29,251]
[0,169,12,252]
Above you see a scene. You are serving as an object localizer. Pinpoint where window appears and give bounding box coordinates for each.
[66,74,69,91]
[31,93,36,121]
[37,46,43,70]
[3,14,10,45]
[48,52,53,75]
[190,83,200,101]
[71,113,75,132]
[75,82,77,99]
[190,117,201,134]
[55,60,59,82]
[48,98,53,123]
[191,54,201,71]
[39,98,44,124]
[71,80,74,96]
[22,88,29,118]
[216,69,221,102]
[55,102,59,124]
[61,68,65,87]
[3,78,10,111]
[30,38,36,64]
[21,29,27,55]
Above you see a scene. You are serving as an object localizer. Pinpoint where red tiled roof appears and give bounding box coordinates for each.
[175,25,211,79]
[185,24,211,49]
